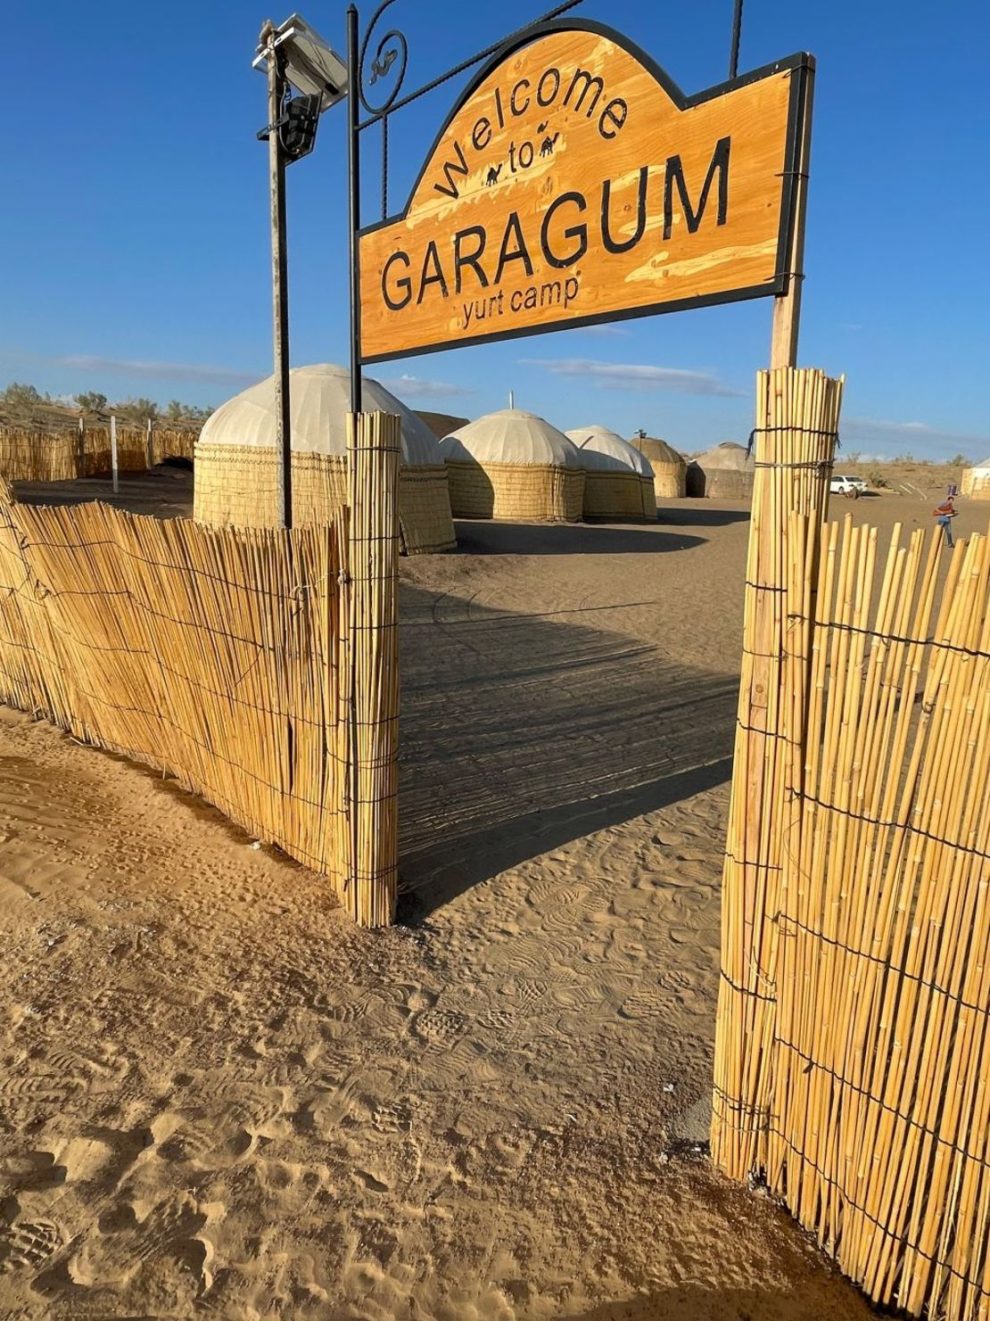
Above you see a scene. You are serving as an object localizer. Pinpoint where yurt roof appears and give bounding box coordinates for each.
[416,409,470,439]
[198,363,441,466]
[565,425,653,476]
[968,457,990,470]
[440,409,583,467]
[630,435,685,467]
[693,441,754,471]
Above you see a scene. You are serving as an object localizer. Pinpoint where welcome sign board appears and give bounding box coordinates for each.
[358,21,812,363]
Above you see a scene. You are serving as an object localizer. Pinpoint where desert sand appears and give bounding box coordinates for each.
[1,470,976,1319]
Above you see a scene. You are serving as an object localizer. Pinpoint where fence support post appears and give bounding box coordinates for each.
[344,410,399,926]
[110,415,119,495]
[146,417,154,471]
[711,365,844,1180]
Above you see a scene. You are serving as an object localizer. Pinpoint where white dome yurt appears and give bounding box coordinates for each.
[439,409,585,522]
[961,457,990,500]
[629,435,688,499]
[565,425,656,520]
[193,364,456,554]
[686,442,755,500]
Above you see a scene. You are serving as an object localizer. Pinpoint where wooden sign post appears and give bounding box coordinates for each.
[770,72,814,369]
[357,21,813,365]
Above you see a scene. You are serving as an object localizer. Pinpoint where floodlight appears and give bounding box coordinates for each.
[279,93,321,160]
[253,13,348,112]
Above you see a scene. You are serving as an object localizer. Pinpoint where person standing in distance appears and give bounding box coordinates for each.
[934,494,958,548]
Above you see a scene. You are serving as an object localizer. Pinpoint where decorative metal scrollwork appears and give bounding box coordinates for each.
[358,0,408,118]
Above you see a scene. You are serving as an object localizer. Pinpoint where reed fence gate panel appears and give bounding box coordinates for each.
[0,411,400,927]
[714,368,990,1320]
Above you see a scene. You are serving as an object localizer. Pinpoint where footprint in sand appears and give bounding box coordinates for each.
[618,986,668,1020]
[370,1099,413,1135]
[0,1072,86,1127]
[0,1149,64,1195]
[412,1008,467,1049]
[0,1218,64,1273]
[154,1117,254,1169]
[306,1064,405,1133]
[68,1193,207,1288]
[352,1168,390,1195]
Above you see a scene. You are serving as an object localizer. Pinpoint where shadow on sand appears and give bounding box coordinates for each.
[399,583,736,916]
[656,504,752,529]
[16,468,194,520]
[562,1281,867,1319]
[453,520,706,556]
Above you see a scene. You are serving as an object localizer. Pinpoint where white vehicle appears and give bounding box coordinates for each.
[830,474,868,498]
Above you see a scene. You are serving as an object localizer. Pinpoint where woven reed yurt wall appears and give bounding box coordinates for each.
[567,427,657,522]
[960,462,990,499]
[581,470,655,520]
[0,411,401,927]
[719,505,990,1321]
[193,445,453,555]
[686,444,755,499]
[704,468,753,499]
[631,437,687,499]
[444,461,584,522]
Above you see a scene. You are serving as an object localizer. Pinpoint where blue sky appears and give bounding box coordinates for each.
[2,0,988,458]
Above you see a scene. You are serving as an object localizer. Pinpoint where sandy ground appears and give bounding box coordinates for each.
[2,469,978,1320]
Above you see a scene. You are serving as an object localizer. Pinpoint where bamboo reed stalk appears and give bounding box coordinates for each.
[712,366,844,1179]
[344,411,400,926]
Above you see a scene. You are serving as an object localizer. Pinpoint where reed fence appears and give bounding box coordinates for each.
[714,367,990,1320]
[0,412,400,926]
[713,366,845,1179]
[0,424,198,483]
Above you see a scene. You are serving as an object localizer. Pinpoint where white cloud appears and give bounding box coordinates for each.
[52,354,262,387]
[381,373,474,399]
[573,325,632,338]
[519,357,743,397]
[843,416,990,460]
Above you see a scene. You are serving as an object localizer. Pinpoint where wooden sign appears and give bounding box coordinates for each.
[358,21,812,363]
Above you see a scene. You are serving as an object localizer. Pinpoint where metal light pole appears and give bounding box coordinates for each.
[261,19,293,529]
[254,16,348,527]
